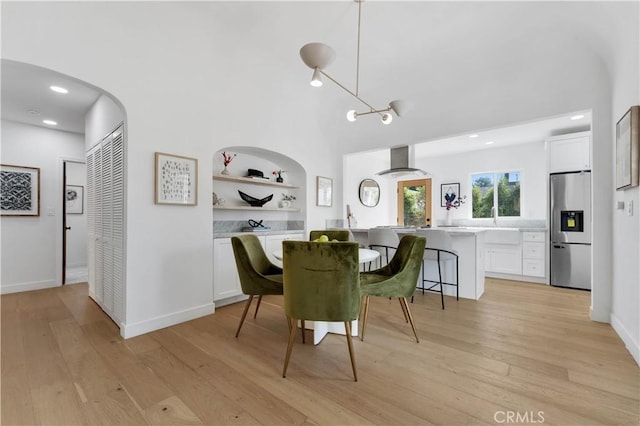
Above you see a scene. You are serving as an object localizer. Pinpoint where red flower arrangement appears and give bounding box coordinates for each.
[445,194,467,210]
[221,151,236,167]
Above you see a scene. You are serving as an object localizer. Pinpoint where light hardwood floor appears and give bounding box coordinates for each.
[2,279,638,425]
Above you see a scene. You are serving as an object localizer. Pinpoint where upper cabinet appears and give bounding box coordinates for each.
[547,131,591,173]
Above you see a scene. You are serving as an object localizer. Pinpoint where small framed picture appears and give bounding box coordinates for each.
[316,176,333,207]
[155,152,198,205]
[616,105,639,190]
[441,182,460,207]
[0,164,40,216]
[66,185,84,214]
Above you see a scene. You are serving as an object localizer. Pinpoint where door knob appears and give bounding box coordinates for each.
[65,226,71,230]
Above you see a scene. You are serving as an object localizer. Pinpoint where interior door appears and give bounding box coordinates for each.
[397,179,432,226]
[63,160,88,284]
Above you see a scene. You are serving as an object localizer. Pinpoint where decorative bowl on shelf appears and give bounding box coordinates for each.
[238,190,273,207]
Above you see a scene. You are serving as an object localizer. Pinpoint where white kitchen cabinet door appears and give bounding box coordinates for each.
[548,133,591,173]
[487,248,523,275]
[213,238,242,300]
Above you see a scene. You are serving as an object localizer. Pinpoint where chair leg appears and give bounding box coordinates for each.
[400,297,419,343]
[282,317,297,378]
[344,322,358,382]
[360,296,370,341]
[253,295,263,319]
[301,320,306,344]
[437,254,445,310]
[399,298,409,323]
[456,258,459,300]
[235,295,254,338]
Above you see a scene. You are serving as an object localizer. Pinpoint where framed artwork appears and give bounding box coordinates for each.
[316,176,333,207]
[616,105,639,190]
[0,164,40,216]
[66,185,84,214]
[441,182,460,207]
[155,152,198,205]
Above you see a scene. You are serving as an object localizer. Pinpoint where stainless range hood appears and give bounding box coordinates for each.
[376,145,428,177]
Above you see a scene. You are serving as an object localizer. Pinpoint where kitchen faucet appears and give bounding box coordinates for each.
[490,206,497,226]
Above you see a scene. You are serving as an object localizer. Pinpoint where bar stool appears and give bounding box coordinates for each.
[414,229,459,309]
[367,227,400,269]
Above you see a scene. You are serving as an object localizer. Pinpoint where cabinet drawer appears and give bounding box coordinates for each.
[522,232,545,242]
[523,242,545,259]
[523,259,545,277]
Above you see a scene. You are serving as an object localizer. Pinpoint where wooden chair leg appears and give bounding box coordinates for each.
[399,297,409,323]
[253,295,263,319]
[282,317,297,378]
[400,297,419,343]
[235,295,254,338]
[344,322,358,382]
[360,296,370,341]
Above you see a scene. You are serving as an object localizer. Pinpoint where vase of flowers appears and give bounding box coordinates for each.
[221,151,236,175]
[444,193,466,226]
[279,193,296,208]
[273,169,286,183]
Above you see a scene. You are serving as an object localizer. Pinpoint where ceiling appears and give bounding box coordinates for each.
[1,59,101,134]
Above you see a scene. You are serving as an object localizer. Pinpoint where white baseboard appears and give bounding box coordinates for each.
[1,280,58,295]
[121,302,215,339]
[610,313,640,367]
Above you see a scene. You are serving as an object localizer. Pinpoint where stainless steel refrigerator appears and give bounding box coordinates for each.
[550,171,592,290]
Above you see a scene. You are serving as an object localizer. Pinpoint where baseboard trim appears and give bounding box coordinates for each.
[121,302,215,339]
[1,280,58,295]
[610,313,640,367]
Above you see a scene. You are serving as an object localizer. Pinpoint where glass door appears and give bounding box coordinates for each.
[397,179,432,226]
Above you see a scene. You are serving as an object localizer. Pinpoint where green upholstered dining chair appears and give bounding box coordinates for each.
[309,229,351,241]
[359,235,426,343]
[231,235,284,338]
[282,240,361,381]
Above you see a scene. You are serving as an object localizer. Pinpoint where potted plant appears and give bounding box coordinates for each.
[280,193,296,208]
[272,169,286,183]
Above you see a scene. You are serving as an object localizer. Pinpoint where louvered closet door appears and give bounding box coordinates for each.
[86,124,125,326]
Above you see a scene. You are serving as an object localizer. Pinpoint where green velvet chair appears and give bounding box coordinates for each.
[359,235,426,343]
[231,235,284,338]
[282,240,361,381]
[309,229,351,242]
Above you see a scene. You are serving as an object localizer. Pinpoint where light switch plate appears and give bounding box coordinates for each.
[627,200,634,216]
[617,201,625,210]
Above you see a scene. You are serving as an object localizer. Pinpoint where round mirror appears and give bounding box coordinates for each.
[359,179,380,207]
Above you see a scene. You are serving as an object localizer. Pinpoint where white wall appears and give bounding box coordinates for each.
[609,2,640,365]
[65,160,87,268]
[85,94,124,149]
[1,120,85,293]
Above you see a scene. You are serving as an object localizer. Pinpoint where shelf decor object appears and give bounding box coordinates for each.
[0,164,40,216]
[238,190,273,207]
[155,152,198,206]
[316,176,333,207]
[616,105,639,190]
[66,185,84,214]
[299,0,412,124]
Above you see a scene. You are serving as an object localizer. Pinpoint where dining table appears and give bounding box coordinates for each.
[273,246,381,344]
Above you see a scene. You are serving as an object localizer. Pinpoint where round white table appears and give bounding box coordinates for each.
[272,247,380,264]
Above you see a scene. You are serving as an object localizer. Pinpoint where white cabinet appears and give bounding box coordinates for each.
[548,132,591,173]
[522,232,545,278]
[213,238,243,300]
[484,229,522,275]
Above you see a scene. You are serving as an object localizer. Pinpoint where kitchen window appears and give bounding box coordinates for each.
[471,171,521,218]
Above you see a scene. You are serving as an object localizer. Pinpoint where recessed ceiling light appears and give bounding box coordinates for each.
[43,119,58,126]
[50,85,68,94]
[469,134,479,138]
[485,141,495,145]
[570,114,584,120]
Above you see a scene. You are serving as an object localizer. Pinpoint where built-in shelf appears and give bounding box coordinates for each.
[213,174,299,189]
[212,205,300,212]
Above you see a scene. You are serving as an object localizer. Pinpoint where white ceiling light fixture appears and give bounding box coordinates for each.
[469,134,479,138]
[300,0,411,124]
[50,85,68,94]
[43,119,58,126]
[570,114,585,120]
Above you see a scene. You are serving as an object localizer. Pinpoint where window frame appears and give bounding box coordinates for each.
[470,170,522,220]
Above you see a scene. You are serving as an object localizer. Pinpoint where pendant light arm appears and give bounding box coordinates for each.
[356,0,362,97]
[318,69,380,115]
